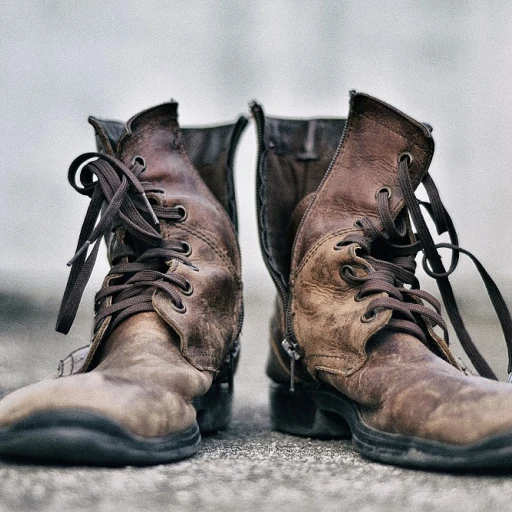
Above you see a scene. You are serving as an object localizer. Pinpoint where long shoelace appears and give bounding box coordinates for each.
[56,153,194,336]
[339,155,512,380]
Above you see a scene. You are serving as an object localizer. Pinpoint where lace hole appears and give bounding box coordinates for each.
[180,242,192,256]
[175,205,187,222]
[131,155,146,169]
[361,310,376,323]
[340,265,355,280]
[354,290,365,302]
[181,281,194,296]
[171,301,187,314]
[146,193,163,207]
[353,220,363,229]
[375,186,392,200]
[333,241,343,251]
[399,152,413,165]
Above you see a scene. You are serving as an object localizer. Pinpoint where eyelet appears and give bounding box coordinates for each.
[354,290,365,302]
[361,310,376,323]
[399,152,413,165]
[175,205,187,222]
[353,219,363,229]
[180,242,192,256]
[171,301,187,314]
[333,241,343,251]
[131,155,146,169]
[181,281,194,296]
[340,265,355,280]
[375,186,392,200]
[146,193,164,207]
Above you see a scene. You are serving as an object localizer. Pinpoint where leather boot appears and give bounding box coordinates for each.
[0,102,247,465]
[252,92,512,470]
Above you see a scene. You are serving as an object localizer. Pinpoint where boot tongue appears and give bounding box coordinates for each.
[292,92,435,268]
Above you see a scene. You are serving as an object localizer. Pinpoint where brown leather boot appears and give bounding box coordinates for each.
[252,92,512,470]
[0,103,246,465]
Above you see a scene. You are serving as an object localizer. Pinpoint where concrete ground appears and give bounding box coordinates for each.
[1,293,512,512]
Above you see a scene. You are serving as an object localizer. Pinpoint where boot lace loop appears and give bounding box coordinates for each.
[339,157,512,380]
[56,153,193,336]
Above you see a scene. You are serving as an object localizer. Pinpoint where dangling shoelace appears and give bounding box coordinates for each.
[339,155,512,381]
[56,153,194,336]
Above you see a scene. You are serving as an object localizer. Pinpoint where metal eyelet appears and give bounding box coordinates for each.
[375,186,392,200]
[175,205,187,222]
[353,220,363,229]
[171,301,187,314]
[131,155,146,169]
[361,310,376,323]
[333,241,343,250]
[399,152,413,165]
[180,242,192,256]
[340,265,355,280]
[354,290,365,302]
[181,281,194,296]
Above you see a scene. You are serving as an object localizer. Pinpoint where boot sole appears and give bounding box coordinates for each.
[270,382,512,471]
[0,383,232,466]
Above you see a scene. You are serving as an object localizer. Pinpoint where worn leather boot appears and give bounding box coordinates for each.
[0,102,246,465]
[252,92,512,470]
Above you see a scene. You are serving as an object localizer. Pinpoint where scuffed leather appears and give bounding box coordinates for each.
[89,113,247,228]
[87,103,244,372]
[292,242,391,377]
[292,93,434,268]
[0,103,245,440]
[0,313,211,438]
[290,93,454,375]
[257,116,346,288]
[258,91,512,446]
[322,332,512,445]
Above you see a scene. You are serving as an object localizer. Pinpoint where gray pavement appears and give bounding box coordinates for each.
[1,293,512,511]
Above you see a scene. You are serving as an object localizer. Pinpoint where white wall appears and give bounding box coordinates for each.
[1,0,511,314]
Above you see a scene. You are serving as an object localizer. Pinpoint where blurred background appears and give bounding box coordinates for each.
[1,0,512,381]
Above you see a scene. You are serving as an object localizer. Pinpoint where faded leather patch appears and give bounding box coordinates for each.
[291,240,391,377]
[292,92,434,269]
[153,231,242,372]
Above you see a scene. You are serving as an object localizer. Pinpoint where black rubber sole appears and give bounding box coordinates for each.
[270,382,512,471]
[0,383,232,467]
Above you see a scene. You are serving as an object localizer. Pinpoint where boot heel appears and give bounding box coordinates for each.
[270,382,351,439]
[193,383,233,434]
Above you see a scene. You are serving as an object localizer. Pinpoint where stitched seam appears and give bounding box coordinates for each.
[291,117,356,269]
[174,223,239,279]
[176,121,236,231]
[175,120,242,271]
[293,228,354,277]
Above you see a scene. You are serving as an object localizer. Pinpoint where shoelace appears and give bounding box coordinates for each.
[339,155,512,381]
[56,153,194,336]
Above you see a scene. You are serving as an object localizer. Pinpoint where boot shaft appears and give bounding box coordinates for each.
[256,91,512,385]
[58,103,247,374]
[251,102,346,298]
[90,108,247,230]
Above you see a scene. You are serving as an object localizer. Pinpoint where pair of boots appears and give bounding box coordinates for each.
[1,92,512,470]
